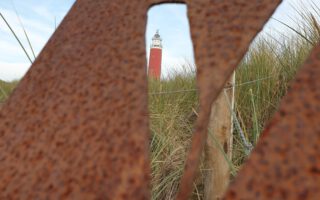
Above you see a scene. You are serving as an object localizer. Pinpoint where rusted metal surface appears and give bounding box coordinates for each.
[176,1,282,199]
[0,0,150,199]
[224,43,320,199]
[0,0,319,199]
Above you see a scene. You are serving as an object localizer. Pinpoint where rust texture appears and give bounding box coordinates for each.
[0,0,150,199]
[0,0,319,199]
[224,43,320,199]
[176,1,282,199]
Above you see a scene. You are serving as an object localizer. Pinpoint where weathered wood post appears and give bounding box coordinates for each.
[204,73,235,200]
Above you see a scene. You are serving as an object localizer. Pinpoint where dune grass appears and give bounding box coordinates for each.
[149,69,199,199]
[148,8,319,200]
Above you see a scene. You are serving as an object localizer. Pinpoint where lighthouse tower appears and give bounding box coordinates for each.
[148,30,162,79]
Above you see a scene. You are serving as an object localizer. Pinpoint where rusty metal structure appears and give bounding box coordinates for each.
[0,0,319,199]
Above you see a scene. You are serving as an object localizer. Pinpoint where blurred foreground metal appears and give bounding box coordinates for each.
[0,0,319,199]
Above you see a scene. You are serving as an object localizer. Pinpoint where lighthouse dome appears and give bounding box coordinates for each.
[152,30,162,40]
[151,30,162,48]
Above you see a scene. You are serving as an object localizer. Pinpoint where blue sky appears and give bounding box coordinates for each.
[0,0,75,81]
[0,0,318,81]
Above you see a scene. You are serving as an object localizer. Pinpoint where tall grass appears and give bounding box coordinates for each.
[232,9,319,166]
[149,8,319,200]
[149,67,200,199]
[0,2,35,63]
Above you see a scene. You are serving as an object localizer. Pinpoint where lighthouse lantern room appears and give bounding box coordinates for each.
[148,30,162,79]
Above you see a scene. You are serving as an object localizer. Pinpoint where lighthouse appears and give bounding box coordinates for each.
[148,30,162,79]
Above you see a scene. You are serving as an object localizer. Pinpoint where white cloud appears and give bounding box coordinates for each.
[0,6,55,80]
[161,51,195,78]
[31,5,55,22]
[0,39,30,62]
[263,0,320,37]
[0,61,30,81]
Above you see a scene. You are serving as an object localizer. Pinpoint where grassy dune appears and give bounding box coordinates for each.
[149,9,319,200]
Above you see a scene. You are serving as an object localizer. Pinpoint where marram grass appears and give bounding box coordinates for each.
[149,10,319,199]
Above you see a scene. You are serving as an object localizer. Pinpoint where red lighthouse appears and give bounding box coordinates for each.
[148,30,162,79]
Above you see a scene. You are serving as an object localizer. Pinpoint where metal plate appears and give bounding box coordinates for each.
[0,0,319,199]
[0,1,150,199]
[224,44,320,199]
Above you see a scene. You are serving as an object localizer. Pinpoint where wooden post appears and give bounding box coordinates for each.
[204,73,235,200]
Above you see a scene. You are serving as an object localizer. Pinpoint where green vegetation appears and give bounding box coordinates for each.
[0,6,35,63]
[0,80,18,105]
[149,8,319,200]
[149,69,199,199]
